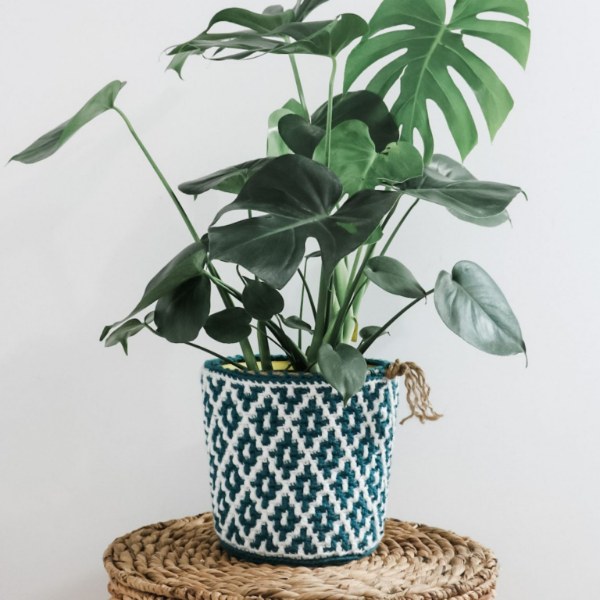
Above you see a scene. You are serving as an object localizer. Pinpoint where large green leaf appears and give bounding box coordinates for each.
[278,114,325,158]
[405,154,523,219]
[364,256,426,298]
[434,260,525,356]
[155,276,211,343]
[11,81,126,164]
[178,159,271,197]
[345,0,530,160]
[313,120,423,195]
[317,343,368,401]
[168,10,366,72]
[208,155,398,288]
[312,90,399,153]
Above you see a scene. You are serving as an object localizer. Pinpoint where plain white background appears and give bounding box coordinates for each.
[1,1,598,598]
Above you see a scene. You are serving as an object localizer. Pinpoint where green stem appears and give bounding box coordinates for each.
[288,54,309,115]
[257,322,272,370]
[113,107,200,243]
[207,261,259,371]
[358,289,433,354]
[325,57,338,168]
[307,270,332,364]
[352,198,420,316]
[380,198,420,257]
[297,265,317,320]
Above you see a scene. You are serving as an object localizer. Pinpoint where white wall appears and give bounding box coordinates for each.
[0,1,598,598]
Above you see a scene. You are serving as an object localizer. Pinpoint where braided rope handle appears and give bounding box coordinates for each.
[386,360,443,425]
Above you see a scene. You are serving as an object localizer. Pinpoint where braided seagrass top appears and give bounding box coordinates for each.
[104,513,497,600]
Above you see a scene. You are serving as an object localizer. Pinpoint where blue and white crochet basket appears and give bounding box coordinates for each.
[201,358,401,566]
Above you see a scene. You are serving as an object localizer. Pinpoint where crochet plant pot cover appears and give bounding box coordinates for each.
[201,358,401,565]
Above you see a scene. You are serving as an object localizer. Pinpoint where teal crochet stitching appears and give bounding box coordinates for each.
[201,358,400,566]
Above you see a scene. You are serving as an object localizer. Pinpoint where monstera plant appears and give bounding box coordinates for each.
[11,0,530,400]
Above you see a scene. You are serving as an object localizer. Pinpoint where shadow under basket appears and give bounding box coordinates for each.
[201,357,401,566]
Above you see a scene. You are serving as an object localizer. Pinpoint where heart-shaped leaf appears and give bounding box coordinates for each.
[434,260,525,356]
[104,319,145,355]
[205,308,252,343]
[364,256,426,298]
[242,280,285,320]
[209,155,398,288]
[406,154,523,218]
[345,0,530,160]
[314,120,422,195]
[155,275,211,343]
[11,81,126,164]
[283,315,314,332]
[317,343,368,401]
[178,158,272,197]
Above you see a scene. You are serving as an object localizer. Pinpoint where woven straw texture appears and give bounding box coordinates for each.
[104,513,497,600]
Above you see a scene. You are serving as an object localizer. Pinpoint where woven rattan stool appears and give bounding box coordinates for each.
[104,513,497,600]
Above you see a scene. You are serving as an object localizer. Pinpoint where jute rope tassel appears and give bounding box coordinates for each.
[386,360,443,425]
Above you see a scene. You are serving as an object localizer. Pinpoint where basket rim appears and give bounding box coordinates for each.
[203,356,391,385]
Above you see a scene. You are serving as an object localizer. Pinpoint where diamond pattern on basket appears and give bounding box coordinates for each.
[201,362,400,564]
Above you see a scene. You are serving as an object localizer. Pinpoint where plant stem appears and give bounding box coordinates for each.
[206,261,259,371]
[297,265,317,320]
[380,198,420,257]
[113,107,200,243]
[352,198,420,316]
[358,289,434,354]
[143,325,246,370]
[288,54,309,115]
[325,57,338,168]
[307,270,332,364]
[257,322,272,370]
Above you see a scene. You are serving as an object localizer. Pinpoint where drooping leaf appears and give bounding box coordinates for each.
[205,308,252,343]
[434,260,526,356]
[242,280,285,320]
[278,114,325,158]
[100,241,209,343]
[317,343,368,401]
[207,7,295,33]
[209,155,398,288]
[154,276,211,343]
[282,316,313,332]
[449,209,511,228]
[104,319,145,355]
[178,158,272,197]
[345,0,531,160]
[313,120,422,195]
[405,154,523,218]
[312,90,399,152]
[364,256,426,298]
[11,81,126,164]
[127,241,208,317]
[168,13,367,72]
